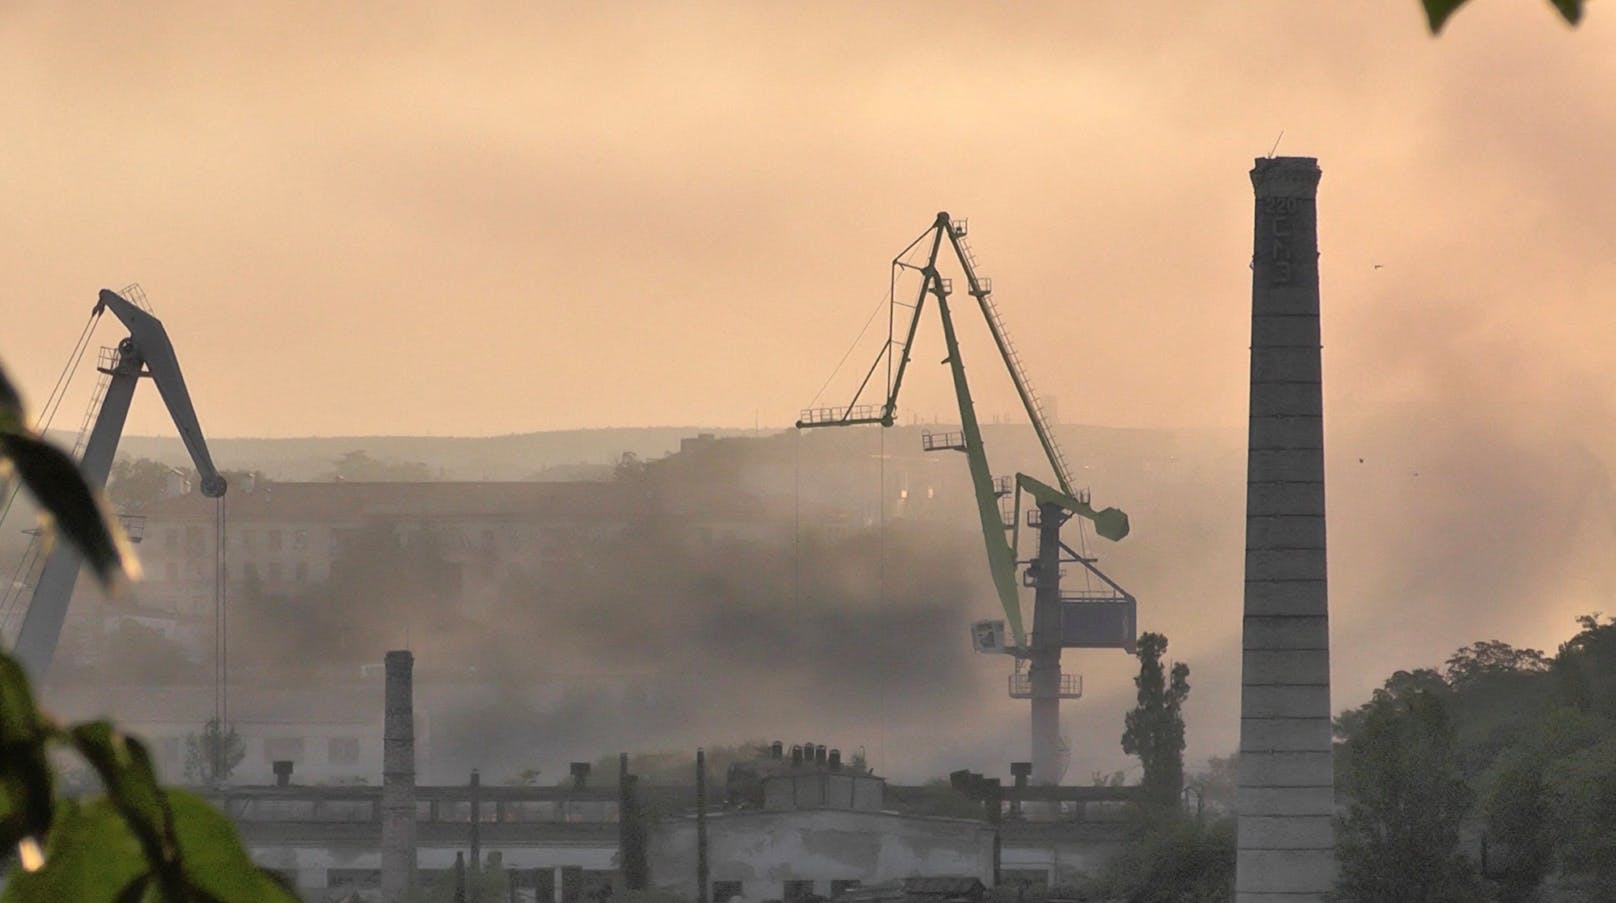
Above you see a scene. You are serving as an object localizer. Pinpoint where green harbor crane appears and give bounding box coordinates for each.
[797,213,1136,784]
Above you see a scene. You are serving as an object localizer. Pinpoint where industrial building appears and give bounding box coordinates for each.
[196,652,1132,902]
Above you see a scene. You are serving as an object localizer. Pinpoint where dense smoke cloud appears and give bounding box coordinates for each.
[425,519,999,781]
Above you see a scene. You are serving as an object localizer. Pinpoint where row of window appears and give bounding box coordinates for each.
[325,866,617,896]
[151,735,362,767]
[263,736,362,765]
[162,527,314,554]
[160,560,311,585]
[316,872,872,899]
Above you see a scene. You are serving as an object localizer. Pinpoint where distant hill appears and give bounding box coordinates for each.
[62,427,761,481]
[82,423,1236,484]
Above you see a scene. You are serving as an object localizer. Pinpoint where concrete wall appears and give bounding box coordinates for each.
[650,809,994,902]
[248,841,619,902]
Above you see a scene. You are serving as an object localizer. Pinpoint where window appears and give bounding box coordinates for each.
[268,530,283,552]
[328,737,360,765]
[830,882,861,899]
[164,529,178,551]
[241,530,256,552]
[713,882,744,903]
[784,881,815,903]
[295,562,308,583]
[243,562,259,583]
[263,737,305,761]
[267,562,283,583]
[292,529,308,551]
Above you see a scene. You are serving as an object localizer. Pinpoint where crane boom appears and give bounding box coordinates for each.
[929,272,1028,648]
[11,289,226,681]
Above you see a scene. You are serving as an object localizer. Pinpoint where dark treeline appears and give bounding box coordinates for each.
[1332,613,1616,901]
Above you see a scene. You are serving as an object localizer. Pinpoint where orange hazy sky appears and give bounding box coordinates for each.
[3,1,1612,441]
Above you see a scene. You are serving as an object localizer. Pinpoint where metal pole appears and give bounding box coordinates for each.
[470,769,482,903]
[984,778,1002,887]
[697,748,709,903]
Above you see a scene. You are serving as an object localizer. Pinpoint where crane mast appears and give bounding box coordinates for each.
[9,289,226,681]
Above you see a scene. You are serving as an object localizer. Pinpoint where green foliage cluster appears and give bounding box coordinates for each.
[1082,812,1234,903]
[323,449,439,482]
[182,719,245,787]
[0,646,292,902]
[1333,616,1616,899]
[1423,0,1583,34]
[1121,632,1190,808]
[410,852,509,903]
[0,657,295,901]
[990,812,1232,903]
[1,358,292,900]
[1334,686,1481,902]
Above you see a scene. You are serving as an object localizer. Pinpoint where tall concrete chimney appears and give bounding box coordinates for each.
[382,650,417,902]
[1237,156,1336,901]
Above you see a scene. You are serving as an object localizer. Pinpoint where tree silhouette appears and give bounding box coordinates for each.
[1122,632,1190,807]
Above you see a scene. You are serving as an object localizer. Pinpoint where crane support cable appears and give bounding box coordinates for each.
[0,307,101,527]
[0,307,105,629]
[805,289,894,412]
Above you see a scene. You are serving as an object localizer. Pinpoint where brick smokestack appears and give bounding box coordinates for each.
[381,650,417,901]
[1236,157,1337,900]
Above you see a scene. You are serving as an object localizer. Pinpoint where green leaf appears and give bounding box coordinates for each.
[1550,0,1584,25]
[112,872,154,903]
[166,790,301,903]
[0,360,22,435]
[0,799,147,903]
[1425,0,1583,32]
[68,722,177,880]
[0,653,54,852]
[1422,0,1469,33]
[0,432,133,588]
